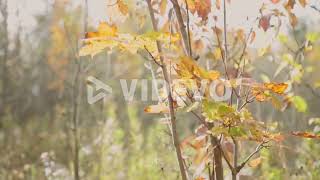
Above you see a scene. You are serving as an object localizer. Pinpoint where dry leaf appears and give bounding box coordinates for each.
[299,0,307,7]
[248,157,262,167]
[291,131,320,139]
[250,31,256,44]
[216,0,221,9]
[259,15,271,32]
[117,0,129,16]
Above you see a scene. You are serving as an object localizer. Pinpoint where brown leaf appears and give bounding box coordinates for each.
[268,133,285,142]
[216,0,221,9]
[284,0,296,11]
[250,31,256,44]
[259,15,271,32]
[288,12,298,27]
[248,157,262,167]
[195,0,212,20]
[299,0,307,7]
[291,131,320,139]
[252,86,269,102]
[117,0,129,16]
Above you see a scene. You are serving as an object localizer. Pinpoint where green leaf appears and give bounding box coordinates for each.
[306,32,319,43]
[229,127,247,137]
[278,33,288,44]
[292,95,308,112]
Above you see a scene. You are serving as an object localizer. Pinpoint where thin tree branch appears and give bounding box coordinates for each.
[311,5,320,14]
[146,1,188,179]
[223,0,229,80]
[144,46,162,67]
[236,141,268,172]
[170,0,191,56]
[184,0,193,57]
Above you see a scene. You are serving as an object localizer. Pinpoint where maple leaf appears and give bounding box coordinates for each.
[285,0,296,10]
[291,131,320,139]
[80,22,180,57]
[264,82,288,94]
[298,0,307,7]
[194,0,211,20]
[85,22,118,39]
[252,86,269,102]
[144,104,170,114]
[259,15,271,32]
[176,56,220,81]
[117,0,129,16]
[288,12,298,27]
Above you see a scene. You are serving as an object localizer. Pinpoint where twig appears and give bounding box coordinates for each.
[213,26,229,80]
[170,0,191,56]
[236,141,268,172]
[184,0,193,57]
[223,0,229,80]
[311,5,320,14]
[144,46,162,67]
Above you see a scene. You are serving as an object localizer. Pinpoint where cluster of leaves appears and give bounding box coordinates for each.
[79,22,180,57]
[79,0,319,179]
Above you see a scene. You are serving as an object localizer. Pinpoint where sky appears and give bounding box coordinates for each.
[4,0,320,49]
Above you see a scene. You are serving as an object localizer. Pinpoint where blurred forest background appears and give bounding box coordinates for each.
[0,0,320,179]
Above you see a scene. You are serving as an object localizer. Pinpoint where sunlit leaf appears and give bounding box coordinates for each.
[292,95,308,112]
[248,157,262,167]
[144,104,170,114]
[306,32,319,43]
[117,0,129,16]
[278,33,288,44]
[213,48,223,60]
[80,22,180,57]
[264,82,288,94]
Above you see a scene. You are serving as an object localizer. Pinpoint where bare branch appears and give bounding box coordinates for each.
[144,46,162,67]
[236,141,268,172]
[184,0,193,57]
[170,0,191,56]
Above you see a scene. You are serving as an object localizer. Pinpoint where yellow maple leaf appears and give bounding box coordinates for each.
[264,82,288,94]
[117,0,129,16]
[144,104,170,114]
